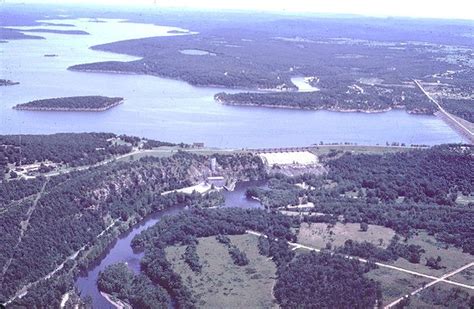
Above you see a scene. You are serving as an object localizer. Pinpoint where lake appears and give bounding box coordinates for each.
[0,18,465,148]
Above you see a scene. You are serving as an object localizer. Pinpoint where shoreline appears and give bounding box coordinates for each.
[216,98,433,115]
[13,100,124,112]
[100,292,131,309]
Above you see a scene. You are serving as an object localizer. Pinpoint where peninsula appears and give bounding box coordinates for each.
[0,79,20,86]
[13,96,124,111]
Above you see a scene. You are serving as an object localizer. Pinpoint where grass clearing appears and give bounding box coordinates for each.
[389,231,474,277]
[165,234,278,308]
[365,267,429,307]
[408,281,474,308]
[297,222,396,249]
[310,145,415,157]
[447,266,474,286]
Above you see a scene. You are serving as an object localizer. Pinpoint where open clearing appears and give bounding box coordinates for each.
[165,234,278,308]
[448,267,474,286]
[297,222,396,249]
[389,231,474,277]
[365,267,429,307]
[408,281,474,308]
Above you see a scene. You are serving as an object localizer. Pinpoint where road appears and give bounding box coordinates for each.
[414,79,473,143]
[1,179,49,282]
[385,262,474,308]
[3,219,119,306]
[246,230,474,305]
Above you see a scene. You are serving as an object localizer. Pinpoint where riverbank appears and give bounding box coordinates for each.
[100,292,131,309]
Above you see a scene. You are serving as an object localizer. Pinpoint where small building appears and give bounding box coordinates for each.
[192,142,205,148]
[206,176,226,188]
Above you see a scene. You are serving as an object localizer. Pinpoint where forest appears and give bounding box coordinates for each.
[247,145,474,254]
[97,263,169,308]
[0,133,132,171]
[215,83,436,115]
[13,96,123,111]
[0,79,19,86]
[1,148,267,305]
[274,252,382,308]
[66,16,474,122]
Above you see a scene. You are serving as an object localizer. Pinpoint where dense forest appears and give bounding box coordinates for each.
[0,147,267,304]
[13,96,123,111]
[0,133,132,170]
[274,252,382,308]
[123,208,296,308]
[67,17,473,121]
[247,145,474,254]
[97,263,169,308]
[215,83,436,115]
[0,79,19,86]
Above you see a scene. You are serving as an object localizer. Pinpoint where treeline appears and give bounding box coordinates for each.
[336,235,425,264]
[215,83,436,114]
[0,79,19,86]
[274,252,382,308]
[0,133,131,170]
[326,144,473,205]
[0,150,266,302]
[245,145,474,253]
[13,96,123,111]
[97,263,169,308]
[127,208,298,308]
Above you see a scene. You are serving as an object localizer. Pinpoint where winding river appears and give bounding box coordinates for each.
[74,181,263,308]
[0,19,465,147]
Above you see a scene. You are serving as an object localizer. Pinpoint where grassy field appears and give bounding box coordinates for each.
[447,266,474,286]
[297,222,396,249]
[117,147,246,162]
[165,234,278,308]
[389,231,474,277]
[408,281,474,308]
[309,145,417,157]
[365,267,429,307]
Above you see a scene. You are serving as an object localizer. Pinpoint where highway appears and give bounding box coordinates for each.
[414,79,473,143]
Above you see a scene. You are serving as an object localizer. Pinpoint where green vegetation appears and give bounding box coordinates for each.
[166,234,278,308]
[274,251,382,308]
[0,134,267,305]
[0,79,19,86]
[68,16,473,121]
[97,263,169,308]
[215,86,436,114]
[0,133,132,171]
[13,96,124,111]
[249,145,474,254]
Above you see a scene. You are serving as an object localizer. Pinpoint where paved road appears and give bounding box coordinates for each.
[246,231,473,296]
[414,80,473,142]
[385,262,474,308]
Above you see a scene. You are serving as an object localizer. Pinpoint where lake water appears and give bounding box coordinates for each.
[0,18,465,148]
[75,181,262,309]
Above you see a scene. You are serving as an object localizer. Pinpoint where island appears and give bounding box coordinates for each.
[68,17,474,122]
[44,54,58,57]
[17,29,90,35]
[13,96,124,111]
[0,79,20,86]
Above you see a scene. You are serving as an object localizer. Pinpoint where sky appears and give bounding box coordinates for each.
[6,0,474,20]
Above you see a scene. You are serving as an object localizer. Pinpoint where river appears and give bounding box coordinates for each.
[0,19,465,147]
[74,181,263,308]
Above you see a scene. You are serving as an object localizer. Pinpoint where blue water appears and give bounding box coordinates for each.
[0,19,465,147]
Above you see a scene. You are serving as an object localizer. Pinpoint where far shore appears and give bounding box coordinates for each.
[13,100,124,112]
